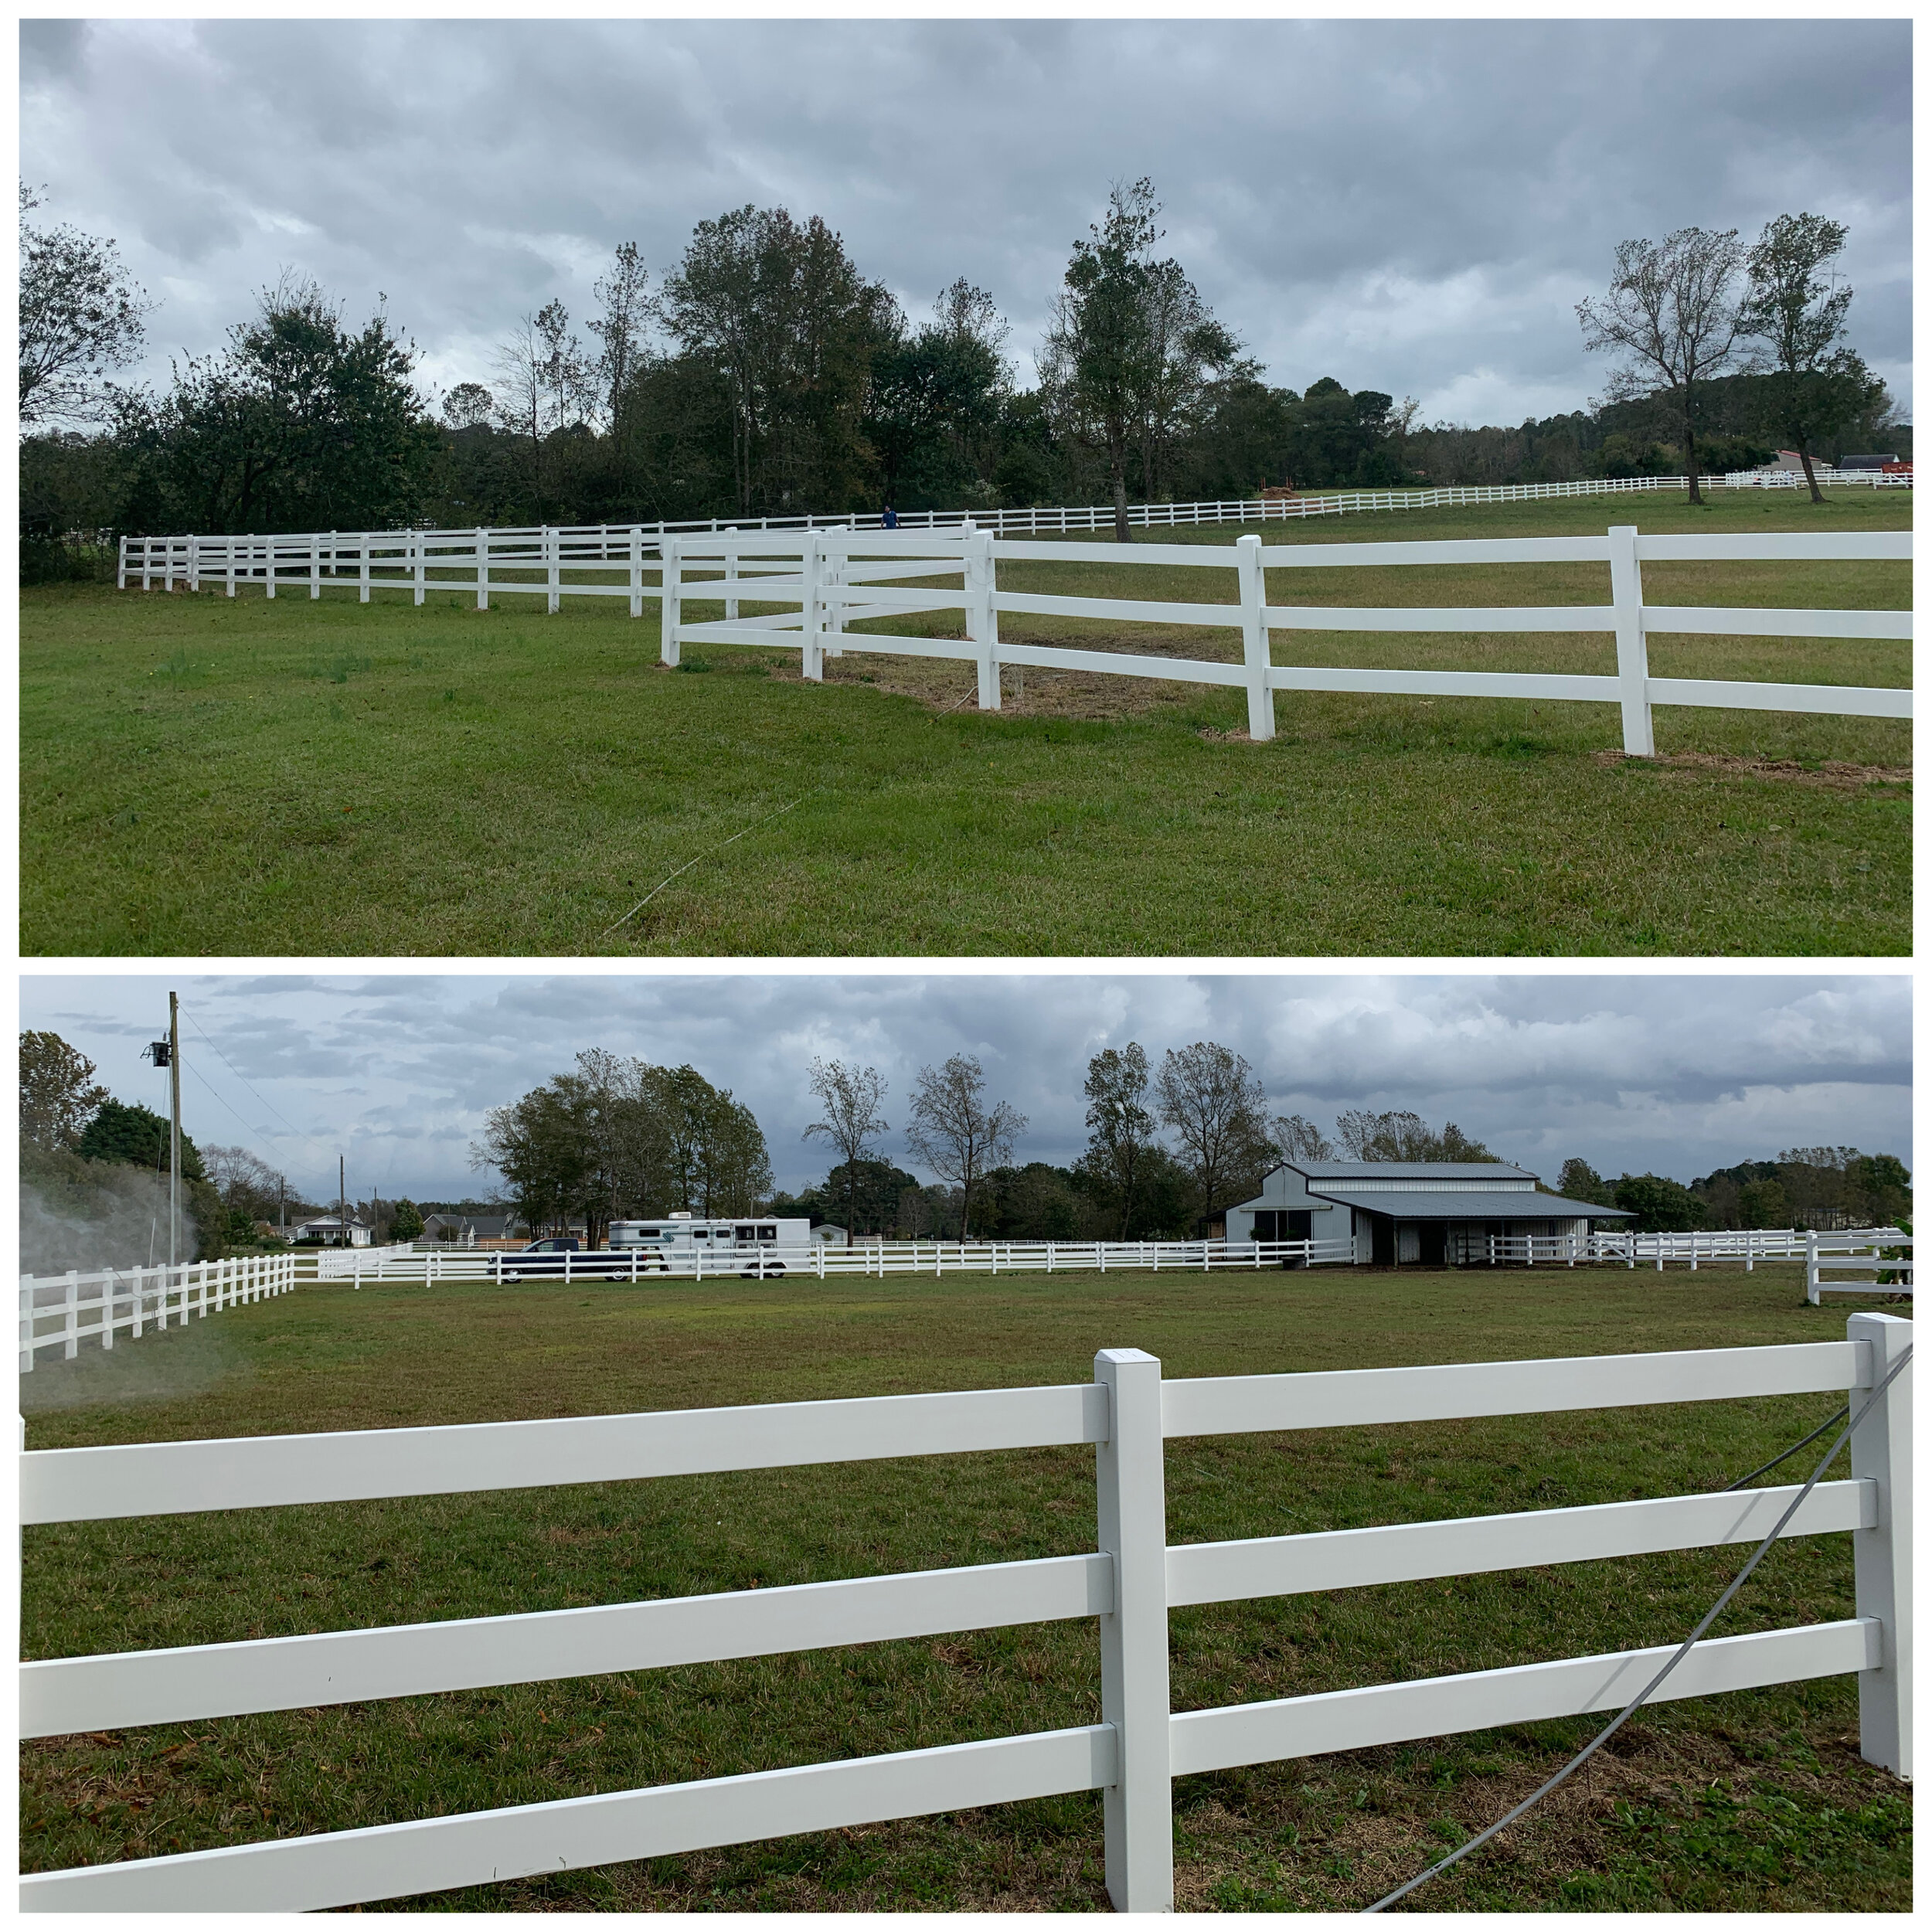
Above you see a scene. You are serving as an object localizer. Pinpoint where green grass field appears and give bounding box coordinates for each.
[20,1265,1911,1910]
[22,492,1909,957]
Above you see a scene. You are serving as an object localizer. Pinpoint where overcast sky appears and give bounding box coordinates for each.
[20,974,1911,1209]
[19,17,1912,429]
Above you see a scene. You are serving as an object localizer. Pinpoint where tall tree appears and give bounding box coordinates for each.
[803,1059,889,1235]
[1556,1157,1608,1202]
[1151,1042,1272,1230]
[1039,179,1164,541]
[590,242,653,423]
[19,183,152,427]
[19,1030,110,1153]
[1082,1043,1158,1240]
[202,1145,291,1223]
[77,1098,206,1179]
[1577,227,1750,505]
[904,1054,1026,1239]
[1740,213,1880,505]
[1132,255,1240,500]
[661,204,894,516]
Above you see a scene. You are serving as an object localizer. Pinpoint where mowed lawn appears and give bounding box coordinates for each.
[22,492,1910,957]
[20,1266,1911,1911]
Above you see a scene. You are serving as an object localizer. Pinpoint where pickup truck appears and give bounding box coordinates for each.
[497,1236,665,1282]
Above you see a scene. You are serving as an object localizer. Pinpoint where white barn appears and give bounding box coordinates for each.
[1226,1159,1630,1266]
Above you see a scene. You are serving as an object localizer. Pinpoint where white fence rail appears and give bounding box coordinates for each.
[17,1317,1909,1912]
[122,522,1905,758]
[18,1254,300,1372]
[1724,468,1912,489]
[1808,1231,1914,1304]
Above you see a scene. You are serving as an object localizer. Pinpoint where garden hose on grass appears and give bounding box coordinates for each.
[1364,1345,1912,1913]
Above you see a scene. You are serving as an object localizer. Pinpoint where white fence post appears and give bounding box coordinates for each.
[1848,1311,1911,1777]
[311,534,324,601]
[359,534,371,604]
[413,530,427,606]
[117,535,128,591]
[724,529,740,620]
[629,527,644,619]
[546,526,560,614]
[662,536,682,667]
[968,527,1000,709]
[1806,1231,1821,1304]
[1607,524,1654,757]
[801,534,823,682]
[63,1270,80,1360]
[1093,1347,1173,1912]
[475,529,489,611]
[1236,532,1274,741]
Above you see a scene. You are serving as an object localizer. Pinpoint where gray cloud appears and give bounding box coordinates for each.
[20,974,1911,1206]
[20,19,1910,426]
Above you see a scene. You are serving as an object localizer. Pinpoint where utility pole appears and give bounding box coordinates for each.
[340,1155,347,1248]
[168,991,182,1272]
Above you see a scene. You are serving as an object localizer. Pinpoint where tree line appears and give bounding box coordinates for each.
[19,1026,1913,1266]
[21,180,1903,580]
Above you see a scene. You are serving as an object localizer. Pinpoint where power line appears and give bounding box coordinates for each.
[180,1058,329,1197]
[182,1009,336,1165]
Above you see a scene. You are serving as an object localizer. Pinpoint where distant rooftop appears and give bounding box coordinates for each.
[1288,1160,1537,1182]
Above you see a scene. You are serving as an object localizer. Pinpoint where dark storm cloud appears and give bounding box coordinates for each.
[20,18,1910,425]
[19,975,1910,1205]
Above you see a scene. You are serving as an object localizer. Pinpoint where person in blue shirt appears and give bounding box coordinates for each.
[881,503,899,529]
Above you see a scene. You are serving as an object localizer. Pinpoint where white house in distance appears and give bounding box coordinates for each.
[1226,1158,1630,1266]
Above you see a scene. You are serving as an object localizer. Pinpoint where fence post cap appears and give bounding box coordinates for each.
[1095,1345,1159,1369]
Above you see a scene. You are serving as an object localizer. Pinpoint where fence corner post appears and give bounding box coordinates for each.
[1849,1310,1911,1778]
[1094,1346,1174,1913]
[1607,523,1653,757]
[661,536,682,667]
[801,533,823,681]
[1806,1231,1820,1304]
[969,526,1000,710]
[1236,532,1274,741]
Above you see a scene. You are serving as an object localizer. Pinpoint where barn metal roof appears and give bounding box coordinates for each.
[1306,1187,1631,1219]
[1290,1161,1539,1182]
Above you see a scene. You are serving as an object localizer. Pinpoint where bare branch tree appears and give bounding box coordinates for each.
[904,1055,1025,1239]
[802,1058,889,1235]
[590,240,654,423]
[1152,1042,1272,1230]
[1577,226,1750,505]
[1270,1113,1334,1162]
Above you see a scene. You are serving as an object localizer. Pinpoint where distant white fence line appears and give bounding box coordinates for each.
[308,1226,1898,1288]
[113,468,1916,589]
[117,520,1908,757]
[16,1318,1910,1912]
[18,1253,299,1372]
[1724,467,1912,490]
[1808,1230,1914,1304]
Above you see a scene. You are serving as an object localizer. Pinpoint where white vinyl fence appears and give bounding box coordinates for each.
[121,521,1909,757]
[1808,1231,1914,1304]
[114,468,1917,595]
[325,1236,1354,1287]
[19,1253,300,1372]
[17,1317,1910,1913]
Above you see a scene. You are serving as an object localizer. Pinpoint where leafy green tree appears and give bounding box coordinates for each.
[1285,379,1411,488]
[19,183,151,427]
[389,1198,425,1242]
[19,1029,108,1153]
[1082,1043,1158,1239]
[77,1097,205,1179]
[661,205,896,516]
[1556,1158,1607,1202]
[1611,1172,1705,1232]
[1740,212,1883,503]
[981,1162,1083,1240]
[123,275,442,533]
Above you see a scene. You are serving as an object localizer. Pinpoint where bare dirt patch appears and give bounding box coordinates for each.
[766,631,1236,720]
[1592,750,1911,789]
